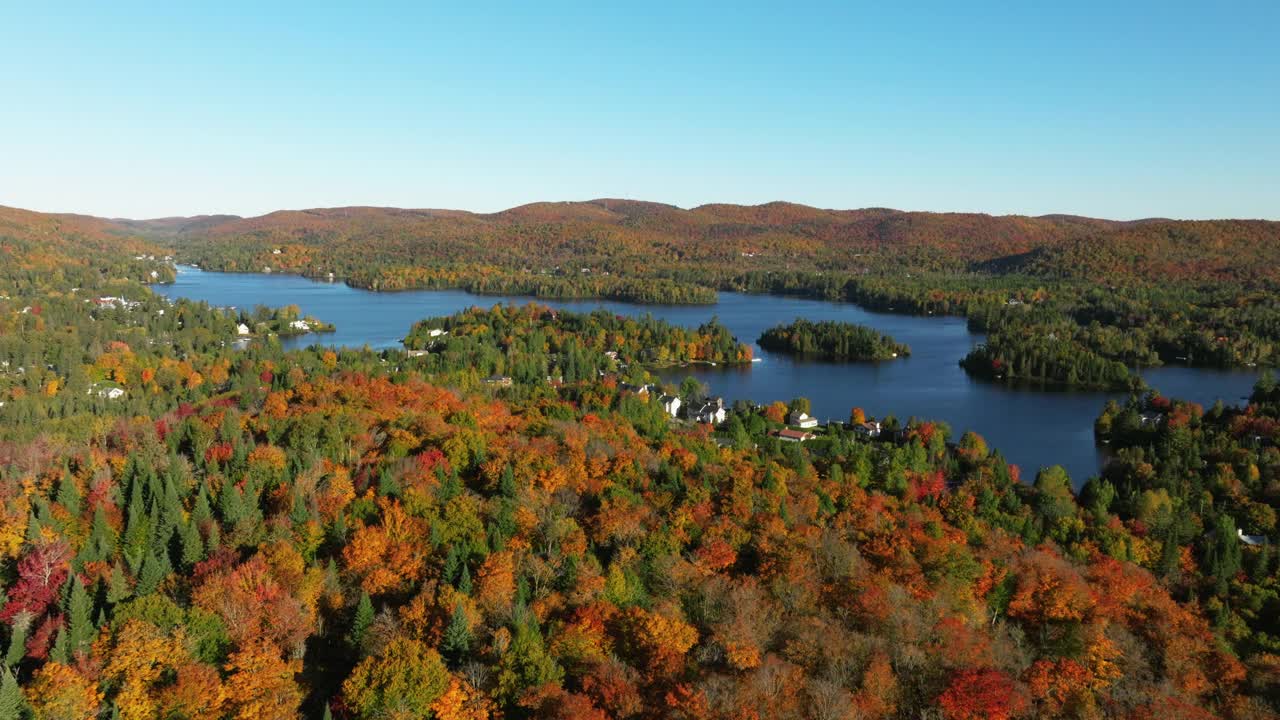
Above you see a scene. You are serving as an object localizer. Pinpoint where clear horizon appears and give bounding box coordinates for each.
[2,2,1277,220]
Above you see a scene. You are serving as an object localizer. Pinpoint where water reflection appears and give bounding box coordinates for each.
[156,267,1260,488]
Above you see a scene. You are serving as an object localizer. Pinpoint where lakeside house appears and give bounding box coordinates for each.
[92,296,140,311]
[619,382,655,396]
[1139,412,1165,428]
[692,397,727,425]
[659,394,682,418]
[1238,528,1268,546]
[236,323,251,336]
[788,411,819,429]
[290,320,311,332]
[772,428,815,443]
[853,421,882,439]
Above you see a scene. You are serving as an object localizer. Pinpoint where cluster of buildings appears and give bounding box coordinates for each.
[619,383,728,424]
[90,296,141,311]
[769,410,884,443]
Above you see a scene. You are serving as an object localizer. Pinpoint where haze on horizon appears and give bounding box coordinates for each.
[2,1,1277,221]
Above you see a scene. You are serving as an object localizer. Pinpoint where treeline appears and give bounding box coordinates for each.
[757,318,910,360]
[350,265,718,305]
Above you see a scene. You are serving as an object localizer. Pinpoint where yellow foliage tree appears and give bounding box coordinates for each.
[223,640,303,720]
[27,662,102,720]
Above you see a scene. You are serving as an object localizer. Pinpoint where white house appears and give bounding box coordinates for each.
[289,320,311,331]
[854,421,882,439]
[95,387,125,400]
[692,399,727,425]
[788,411,819,429]
[1239,528,1268,546]
[659,394,682,418]
[236,323,251,336]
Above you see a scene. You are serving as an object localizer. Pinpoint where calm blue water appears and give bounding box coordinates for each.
[156,266,1261,488]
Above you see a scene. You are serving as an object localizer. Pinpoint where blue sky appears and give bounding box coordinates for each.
[1,1,1276,219]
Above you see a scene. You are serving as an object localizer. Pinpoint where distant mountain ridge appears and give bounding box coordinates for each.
[4,200,1279,284]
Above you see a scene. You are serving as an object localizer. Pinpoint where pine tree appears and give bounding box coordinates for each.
[48,627,68,664]
[0,668,28,719]
[320,703,333,720]
[457,565,473,595]
[219,481,243,526]
[349,592,374,650]
[66,578,94,655]
[136,551,169,596]
[106,564,132,604]
[192,485,213,526]
[23,511,42,545]
[3,620,27,668]
[500,465,517,498]
[179,521,204,569]
[442,601,472,663]
[122,482,149,558]
[55,473,81,517]
[442,546,460,586]
[85,506,116,563]
[205,522,222,554]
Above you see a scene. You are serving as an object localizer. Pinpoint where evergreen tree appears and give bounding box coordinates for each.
[500,464,517,498]
[442,546,461,586]
[122,482,149,558]
[442,601,472,664]
[349,592,374,650]
[4,621,27,668]
[457,565,473,595]
[0,668,28,720]
[179,520,204,569]
[66,577,94,655]
[136,551,169,596]
[218,480,244,526]
[48,627,68,664]
[192,485,213,526]
[106,564,132,604]
[85,506,116,563]
[55,473,81,517]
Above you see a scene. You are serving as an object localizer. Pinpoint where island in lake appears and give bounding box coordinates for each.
[403,302,752,385]
[757,318,910,361]
[959,329,1140,391]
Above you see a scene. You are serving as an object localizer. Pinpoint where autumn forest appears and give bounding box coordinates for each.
[2,201,1280,720]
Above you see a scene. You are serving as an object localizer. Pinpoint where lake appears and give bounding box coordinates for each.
[155,266,1262,488]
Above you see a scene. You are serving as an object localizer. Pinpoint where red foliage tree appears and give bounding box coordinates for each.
[937,668,1029,720]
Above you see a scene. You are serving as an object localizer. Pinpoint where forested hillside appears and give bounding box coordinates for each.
[1,207,1279,718]
[147,201,1280,287]
[99,200,1279,378]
